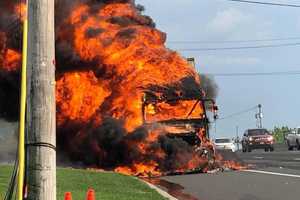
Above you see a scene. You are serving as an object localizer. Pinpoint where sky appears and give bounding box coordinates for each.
[136,0,300,138]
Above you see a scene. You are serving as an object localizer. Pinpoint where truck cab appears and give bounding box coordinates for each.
[142,91,218,172]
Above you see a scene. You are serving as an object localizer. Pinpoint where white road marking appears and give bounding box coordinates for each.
[293,158,300,161]
[243,170,300,178]
[253,156,264,159]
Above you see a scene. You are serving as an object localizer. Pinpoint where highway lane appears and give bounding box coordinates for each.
[153,145,300,200]
[161,169,300,200]
[236,144,300,170]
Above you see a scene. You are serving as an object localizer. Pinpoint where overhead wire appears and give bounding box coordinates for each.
[204,70,300,77]
[168,36,300,44]
[218,106,258,120]
[169,2,300,51]
[177,42,300,51]
[225,0,300,7]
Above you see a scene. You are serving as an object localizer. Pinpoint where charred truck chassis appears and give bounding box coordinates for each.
[141,92,218,173]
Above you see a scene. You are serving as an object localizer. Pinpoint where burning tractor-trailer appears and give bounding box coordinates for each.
[0,0,227,176]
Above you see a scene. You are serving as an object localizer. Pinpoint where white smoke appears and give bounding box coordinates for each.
[0,120,17,163]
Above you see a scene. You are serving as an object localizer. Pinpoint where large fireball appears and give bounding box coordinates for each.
[0,0,212,176]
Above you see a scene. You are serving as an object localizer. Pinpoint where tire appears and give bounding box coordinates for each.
[242,146,246,152]
[205,148,216,169]
[247,146,252,152]
[287,141,294,151]
[269,147,274,152]
[206,148,215,161]
[264,148,269,152]
[296,140,300,151]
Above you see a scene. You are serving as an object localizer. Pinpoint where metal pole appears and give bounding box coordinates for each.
[214,120,217,136]
[236,126,239,150]
[258,104,263,128]
[26,0,56,199]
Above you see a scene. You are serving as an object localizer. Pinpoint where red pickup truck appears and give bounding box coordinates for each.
[242,128,275,152]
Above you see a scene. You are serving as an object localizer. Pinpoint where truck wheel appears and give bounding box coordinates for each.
[247,147,252,152]
[264,148,269,152]
[296,140,300,151]
[287,141,294,151]
[242,146,246,153]
[269,147,274,152]
[206,148,215,161]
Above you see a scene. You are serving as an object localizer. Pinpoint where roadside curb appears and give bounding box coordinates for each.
[139,179,178,200]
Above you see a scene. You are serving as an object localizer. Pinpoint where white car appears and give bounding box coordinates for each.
[214,138,237,152]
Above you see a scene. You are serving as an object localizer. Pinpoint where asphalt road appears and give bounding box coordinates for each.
[236,144,300,170]
[153,144,300,200]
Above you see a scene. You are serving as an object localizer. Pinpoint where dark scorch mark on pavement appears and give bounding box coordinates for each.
[144,178,199,200]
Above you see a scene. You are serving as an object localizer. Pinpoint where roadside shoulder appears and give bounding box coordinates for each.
[139,178,178,200]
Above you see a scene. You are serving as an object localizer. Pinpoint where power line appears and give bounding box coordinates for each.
[205,70,300,77]
[178,42,300,51]
[226,0,300,7]
[168,36,300,44]
[218,106,257,120]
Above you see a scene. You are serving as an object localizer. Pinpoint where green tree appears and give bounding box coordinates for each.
[272,126,291,144]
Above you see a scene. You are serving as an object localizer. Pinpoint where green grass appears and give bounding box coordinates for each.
[0,166,166,200]
[0,165,12,200]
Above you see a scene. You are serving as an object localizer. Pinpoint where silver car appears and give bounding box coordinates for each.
[286,127,300,151]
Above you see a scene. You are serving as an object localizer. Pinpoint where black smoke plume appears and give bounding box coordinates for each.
[61,118,198,172]
[199,74,218,100]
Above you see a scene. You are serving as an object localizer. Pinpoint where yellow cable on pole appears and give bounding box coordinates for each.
[17,1,28,200]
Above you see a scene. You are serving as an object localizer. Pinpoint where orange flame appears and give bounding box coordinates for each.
[56,71,111,126]
[55,2,206,176]
[1,49,21,72]
[59,3,199,133]
[14,3,27,21]
[115,161,161,177]
[145,100,204,123]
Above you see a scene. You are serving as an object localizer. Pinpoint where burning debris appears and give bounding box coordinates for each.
[0,0,232,176]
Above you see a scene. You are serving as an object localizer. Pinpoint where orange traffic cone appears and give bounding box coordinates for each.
[64,192,72,200]
[86,188,95,200]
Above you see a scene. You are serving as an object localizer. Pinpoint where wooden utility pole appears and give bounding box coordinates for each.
[26,0,56,199]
